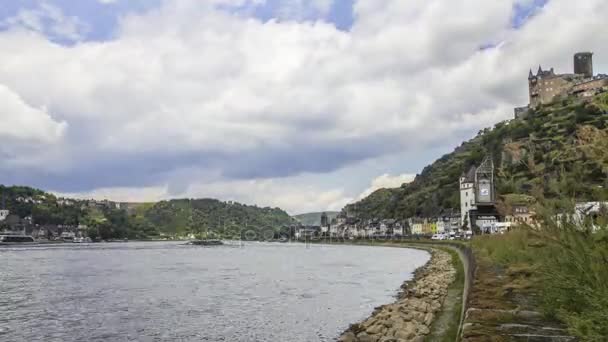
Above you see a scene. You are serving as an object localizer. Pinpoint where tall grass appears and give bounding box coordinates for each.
[473,208,608,341]
[536,210,608,340]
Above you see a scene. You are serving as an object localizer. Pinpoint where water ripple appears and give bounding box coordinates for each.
[0,241,429,341]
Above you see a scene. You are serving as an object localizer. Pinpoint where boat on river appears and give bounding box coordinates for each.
[0,232,36,245]
[190,240,224,246]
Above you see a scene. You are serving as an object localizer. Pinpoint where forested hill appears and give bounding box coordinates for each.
[140,199,295,239]
[344,93,608,220]
[0,185,295,240]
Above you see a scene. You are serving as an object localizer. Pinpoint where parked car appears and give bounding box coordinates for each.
[431,233,446,240]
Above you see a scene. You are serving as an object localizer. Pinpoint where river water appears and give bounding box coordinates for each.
[0,242,429,342]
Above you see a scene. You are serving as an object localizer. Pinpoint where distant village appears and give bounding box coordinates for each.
[0,196,125,242]
[293,157,606,241]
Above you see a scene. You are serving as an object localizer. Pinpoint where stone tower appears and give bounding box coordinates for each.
[574,52,593,78]
[320,212,328,227]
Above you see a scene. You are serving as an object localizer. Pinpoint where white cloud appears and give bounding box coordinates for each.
[357,173,416,200]
[0,84,66,143]
[0,0,607,212]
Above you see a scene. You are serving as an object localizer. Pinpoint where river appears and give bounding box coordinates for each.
[0,241,429,341]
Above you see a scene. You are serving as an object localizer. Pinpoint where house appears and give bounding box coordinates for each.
[392,222,405,236]
[409,218,424,235]
[504,205,536,225]
[0,209,9,222]
[573,202,608,229]
[295,226,320,239]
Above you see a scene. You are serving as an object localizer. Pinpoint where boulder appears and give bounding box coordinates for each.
[424,312,434,326]
[339,332,357,342]
[357,332,373,342]
[393,323,416,340]
[417,324,430,335]
[366,323,384,335]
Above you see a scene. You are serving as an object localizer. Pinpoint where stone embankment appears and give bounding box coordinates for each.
[339,249,456,342]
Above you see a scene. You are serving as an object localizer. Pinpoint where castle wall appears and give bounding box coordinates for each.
[529,74,575,107]
[571,77,608,98]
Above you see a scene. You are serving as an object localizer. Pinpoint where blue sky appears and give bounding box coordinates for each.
[0,0,160,43]
[1,0,606,214]
[0,0,356,44]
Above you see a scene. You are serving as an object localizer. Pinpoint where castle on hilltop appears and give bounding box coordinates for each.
[514,52,608,118]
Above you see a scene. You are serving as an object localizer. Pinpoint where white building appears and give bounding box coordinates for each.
[460,166,477,229]
[392,223,404,236]
[0,210,9,222]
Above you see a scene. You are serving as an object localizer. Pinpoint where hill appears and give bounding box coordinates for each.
[0,186,295,240]
[140,199,294,239]
[344,93,608,220]
[293,211,339,226]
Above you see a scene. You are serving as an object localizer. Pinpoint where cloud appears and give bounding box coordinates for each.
[0,0,607,212]
[0,84,67,170]
[58,177,352,215]
[358,173,416,200]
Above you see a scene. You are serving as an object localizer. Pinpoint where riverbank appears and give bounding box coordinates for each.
[339,247,458,342]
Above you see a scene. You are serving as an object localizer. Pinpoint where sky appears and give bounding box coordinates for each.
[0,0,606,215]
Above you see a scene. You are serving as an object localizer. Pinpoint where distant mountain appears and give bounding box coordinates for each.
[0,185,295,240]
[293,211,340,226]
[344,93,608,220]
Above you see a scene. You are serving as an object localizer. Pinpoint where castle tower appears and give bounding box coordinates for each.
[574,52,593,78]
[320,212,328,227]
[475,157,495,205]
[459,166,477,229]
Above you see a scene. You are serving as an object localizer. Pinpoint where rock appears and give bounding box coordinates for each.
[393,323,416,340]
[424,312,434,326]
[357,332,373,342]
[366,324,384,335]
[362,318,377,329]
[412,337,425,342]
[339,332,357,342]
[378,337,397,342]
[412,311,425,323]
[417,324,430,335]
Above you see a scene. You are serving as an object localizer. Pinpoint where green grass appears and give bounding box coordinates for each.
[427,247,465,342]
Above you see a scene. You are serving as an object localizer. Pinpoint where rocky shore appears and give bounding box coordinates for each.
[339,248,456,342]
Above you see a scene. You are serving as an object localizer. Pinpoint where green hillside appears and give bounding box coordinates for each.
[344,93,608,219]
[293,211,339,226]
[0,186,294,240]
[141,199,295,239]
